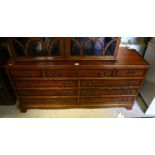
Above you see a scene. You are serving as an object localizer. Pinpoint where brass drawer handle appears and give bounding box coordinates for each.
[128,70,135,74]
[98,73,105,77]
[82,98,92,103]
[127,82,132,85]
[16,71,32,76]
[82,81,96,86]
[17,81,28,86]
[125,90,133,94]
[97,71,106,77]
[64,81,74,86]
[48,72,62,77]
[81,91,89,95]
[127,81,139,86]
[64,91,73,96]
[53,73,62,77]
[24,71,32,76]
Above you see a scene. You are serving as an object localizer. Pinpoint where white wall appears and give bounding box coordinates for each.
[120,37,150,55]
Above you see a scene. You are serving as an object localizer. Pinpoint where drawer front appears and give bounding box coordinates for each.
[80,79,141,87]
[79,70,113,77]
[21,98,78,104]
[17,89,78,96]
[115,69,145,77]
[13,80,78,87]
[80,96,134,104]
[80,88,137,96]
[45,70,78,77]
[9,69,42,77]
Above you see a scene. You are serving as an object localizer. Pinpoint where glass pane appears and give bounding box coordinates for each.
[27,39,48,56]
[104,37,117,56]
[47,38,61,56]
[10,37,62,57]
[12,38,27,56]
[70,37,117,56]
[70,39,81,56]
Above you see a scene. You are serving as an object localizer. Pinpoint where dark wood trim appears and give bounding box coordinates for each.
[114,37,121,58]
[19,102,134,111]
[18,95,136,99]
[12,77,144,80]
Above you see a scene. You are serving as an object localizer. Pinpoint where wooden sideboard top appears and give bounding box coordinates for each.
[116,48,148,66]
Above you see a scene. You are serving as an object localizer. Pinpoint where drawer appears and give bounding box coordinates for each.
[80,88,137,96]
[115,69,145,77]
[80,79,141,87]
[20,98,78,104]
[17,89,78,96]
[13,80,78,87]
[9,69,42,77]
[80,96,134,104]
[45,70,78,77]
[79,70,113,77]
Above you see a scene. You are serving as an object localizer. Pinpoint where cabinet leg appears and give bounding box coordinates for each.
[20,107,27,113]
[126,104,133,110]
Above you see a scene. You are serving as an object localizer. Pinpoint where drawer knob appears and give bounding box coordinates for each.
[75,63,79,66]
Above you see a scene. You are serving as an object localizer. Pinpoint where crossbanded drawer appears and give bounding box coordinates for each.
[20,97,78,104]
[80,96,134,104]
[80,88,137,96]
[13,80,78,87]
[17,89,78,96]
[115,69,145,77]
[79,70,113,77]
[80,79,141,87]
[9,69,42,77]
[45,70,78,77]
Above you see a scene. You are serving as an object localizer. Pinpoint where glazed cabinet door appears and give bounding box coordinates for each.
[9,37,65,58]
[65,37,120,60]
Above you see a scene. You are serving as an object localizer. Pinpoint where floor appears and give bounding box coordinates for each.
[0,95,147,118]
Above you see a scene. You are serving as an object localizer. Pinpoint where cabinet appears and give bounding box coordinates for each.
[4,37,149,112]
[8,37,120,59]
[0,39,16,105]
[0,73,16,105]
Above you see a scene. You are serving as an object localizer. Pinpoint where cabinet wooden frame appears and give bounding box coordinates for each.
[9,37,65,59]
[65,37,121,60]
[8,37,121,61]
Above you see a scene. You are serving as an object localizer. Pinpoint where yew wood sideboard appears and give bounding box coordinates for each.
[4,37,149,112]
